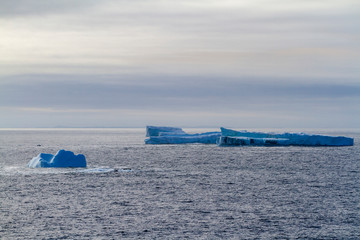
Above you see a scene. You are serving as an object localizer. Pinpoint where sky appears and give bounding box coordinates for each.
[0,0,359,128]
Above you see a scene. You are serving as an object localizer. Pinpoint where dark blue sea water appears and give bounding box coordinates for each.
[1,128,359,239]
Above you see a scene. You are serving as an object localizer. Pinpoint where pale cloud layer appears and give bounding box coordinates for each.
[0,0,359,127]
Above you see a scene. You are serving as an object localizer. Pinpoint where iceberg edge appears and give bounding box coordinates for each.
[219,127,354,146]
[28,149,87,168]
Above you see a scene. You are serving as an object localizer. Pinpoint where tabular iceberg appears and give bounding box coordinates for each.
[219,127,354,146]
[28,149,87,168]
[145,126,221,144]
[145,132,221,144]
[146,126,185,137]
[218,136,290,146]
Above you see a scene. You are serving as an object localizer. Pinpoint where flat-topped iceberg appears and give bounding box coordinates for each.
[218,136,290,146]
[145,132,221,144]
[219,127,354,146]
[145,126,221,144]
[28,149,87,168]
[146,126,185,137]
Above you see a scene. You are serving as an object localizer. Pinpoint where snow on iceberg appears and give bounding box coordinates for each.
[28,149,86,168]
[146,126,185,137]
[219,127,354,146]
[145,126,221,144]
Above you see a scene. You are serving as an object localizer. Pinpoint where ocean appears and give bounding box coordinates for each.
[1,128,359,239]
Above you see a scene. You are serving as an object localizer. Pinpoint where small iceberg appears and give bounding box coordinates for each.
[28,149,87,168]
[219,127,354,146]
[145,126,221,144]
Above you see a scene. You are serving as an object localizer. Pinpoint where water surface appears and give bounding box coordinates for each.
[1,128,359,239]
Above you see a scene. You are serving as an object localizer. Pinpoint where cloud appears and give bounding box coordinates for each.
[0,0,359,127]
[0,0,100,17]
[0,74,358,111]
[1,0,359,79]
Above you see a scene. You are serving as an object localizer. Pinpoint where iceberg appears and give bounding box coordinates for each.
[218,136,290,146]
[145,132,221,144]
[219,127,354,146]
[28,149,87,168]
[145,126,221,144]
[146,126,185,137]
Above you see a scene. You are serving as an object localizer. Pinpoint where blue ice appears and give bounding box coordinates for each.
[28,149,87,168]
[146,126,185,137]
[145,126,221,144]
[219,127,354,146]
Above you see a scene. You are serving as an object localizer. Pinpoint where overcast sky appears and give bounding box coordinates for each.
[1,0,359,128]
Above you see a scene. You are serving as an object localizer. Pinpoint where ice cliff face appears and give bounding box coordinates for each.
[218,136,290,146]
[146,126,185,137]
[144,126,353,146]
[145,132,221,144]
[145,126,221,144]
[144,126,354,146]
[28,150,86,168]
[219,127,354,146]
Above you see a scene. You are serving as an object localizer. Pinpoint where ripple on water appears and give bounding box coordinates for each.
[1,166,133,176]
[1,128,359,239]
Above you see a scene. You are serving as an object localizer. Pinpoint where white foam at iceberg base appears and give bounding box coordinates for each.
[28,149,87,168]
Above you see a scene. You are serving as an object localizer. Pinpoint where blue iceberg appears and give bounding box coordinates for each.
[218,136,290,146]
[145,132,221,144]
[219,127,354,146]
[146,126,185,137]
[28,149,87,168]
[145,126,221,144]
